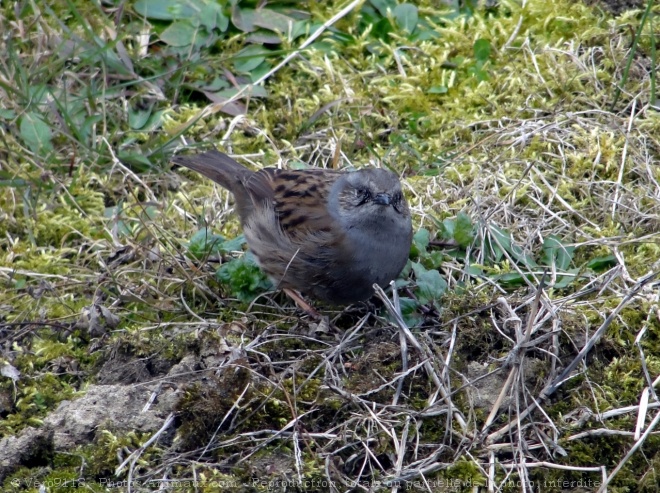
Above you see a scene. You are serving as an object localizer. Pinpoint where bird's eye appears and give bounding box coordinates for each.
[392,192,403,212]
[357,188,371,205]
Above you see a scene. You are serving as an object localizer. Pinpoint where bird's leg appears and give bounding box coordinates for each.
[283,288,320,319]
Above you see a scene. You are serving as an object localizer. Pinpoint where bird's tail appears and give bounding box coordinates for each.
[173,150,251,191]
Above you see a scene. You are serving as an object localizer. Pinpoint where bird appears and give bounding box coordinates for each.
[173,149,413,307]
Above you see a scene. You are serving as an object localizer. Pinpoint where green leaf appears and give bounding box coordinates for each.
[396,297,424,327]
[393,4,418,34]
[246,30,282,44]
[232,8,257,32]
[0,109,16,119]
[252,9,297,35]
[553,268,581,289]
[424,250,445,269]
[473,38,491,62]
[218,235,246,253]
[370,0,396,17]
[19,112,53,154]
[412,262,447,304]
[199,2,228,31]
[233,45,269,74]
[0,178,29,188]
[133,0,203,21]
[487,225,537,268]
[160,21,198,47]
[542,235,574,271]
[454,212,475,247]
[216,256,271,302]
[129,107,152,130]
[117,151,153,172]
[187,228,226,259]
[496,272,529,288]
[586,255,617,271]
[411,228,430,257]
[439,217,455,241]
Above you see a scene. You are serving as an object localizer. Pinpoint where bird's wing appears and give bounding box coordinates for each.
[245,168,343,239]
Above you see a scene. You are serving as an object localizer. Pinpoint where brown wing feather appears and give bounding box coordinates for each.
[245,168,343,239]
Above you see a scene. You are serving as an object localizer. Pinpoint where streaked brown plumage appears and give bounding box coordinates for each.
[173,150,412,304]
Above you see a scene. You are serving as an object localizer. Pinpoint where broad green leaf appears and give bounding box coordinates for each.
[542,235,574,271]
[411,228,430,257]
[496,272,528,287]
[412,262,447,304]
[117,151,152,172]
[424,250,445,269]
[553,268,581,289]
[187,228,226,259]
[233,45,269,73]
[199,2,228,31]
[142,109,165,132]
[219,235,246,253]
[586,255,617,271]
[396,297,424,327]
[160,21,198,47]
[19,112,53,154]
[289,20,310,40]
[232,7,257,32]
[129,107,152,130]
[439,217,455,241]
[0,178,28,187]
[466,265,486,277]
[473,38,491,62]
[454,212,475,247]
[249,61,273,82]
[252,9,297,34]
[393,4,418,34]
[488,225,537,268]
[133,0,203,20]
[370,0,396,17]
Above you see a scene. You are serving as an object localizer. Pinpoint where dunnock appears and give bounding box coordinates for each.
[173,150,413,305]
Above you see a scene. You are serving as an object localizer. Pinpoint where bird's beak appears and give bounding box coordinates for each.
[372,193,392,206]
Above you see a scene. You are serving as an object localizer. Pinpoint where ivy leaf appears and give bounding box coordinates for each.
[160,21,198,47]
[412,262,447,305]
[453,212,475,247]
[397,297,424,327]
[393,4,418,34]
[199,2,228,31]
[411,228,430,257]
